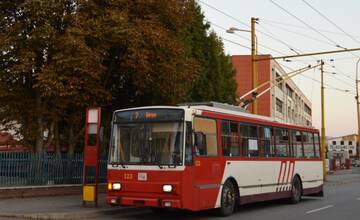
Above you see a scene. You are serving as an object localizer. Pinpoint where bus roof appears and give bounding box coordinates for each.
[113,103,317,132]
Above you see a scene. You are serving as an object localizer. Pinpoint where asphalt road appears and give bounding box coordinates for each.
[93,170,360,220]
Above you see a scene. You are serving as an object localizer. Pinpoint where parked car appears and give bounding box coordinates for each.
[351,159,360,167]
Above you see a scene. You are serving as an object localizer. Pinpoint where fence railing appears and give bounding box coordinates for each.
[0,152,107,187]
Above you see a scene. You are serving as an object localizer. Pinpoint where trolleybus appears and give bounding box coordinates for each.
[106,102,323,216]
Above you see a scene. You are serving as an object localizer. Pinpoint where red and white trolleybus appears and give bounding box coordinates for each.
[106,102,323,216]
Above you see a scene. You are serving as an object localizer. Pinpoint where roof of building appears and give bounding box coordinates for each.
[327,134,358,140]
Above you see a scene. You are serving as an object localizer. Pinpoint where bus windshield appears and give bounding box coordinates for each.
[109,109,184,166]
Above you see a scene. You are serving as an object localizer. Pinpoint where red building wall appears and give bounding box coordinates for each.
[231,55,271,117]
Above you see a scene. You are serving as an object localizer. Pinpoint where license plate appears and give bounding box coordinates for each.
[138,172,147,181]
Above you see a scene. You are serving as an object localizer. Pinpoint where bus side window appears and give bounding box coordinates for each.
[193,117,218,156]
[241,124,259,157]
[291,130,303,158]
[314,133,320,158]
[275,128,289,157]
[185,122,193,165]
[303,132,315,158]
[261,127,274,157]
[221,121,240,157]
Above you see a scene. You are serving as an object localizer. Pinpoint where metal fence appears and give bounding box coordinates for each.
[0,152,107,187]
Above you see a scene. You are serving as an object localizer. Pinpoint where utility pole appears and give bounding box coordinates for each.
[356,59,360,160]
[320,60,327,180]
[251,17,258,114]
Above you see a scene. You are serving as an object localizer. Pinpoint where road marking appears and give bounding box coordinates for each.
[306,205,334,214]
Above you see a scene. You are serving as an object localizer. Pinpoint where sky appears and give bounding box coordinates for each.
[198,0,360,137]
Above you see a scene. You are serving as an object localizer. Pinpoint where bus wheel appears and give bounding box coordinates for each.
[217,180,237,216]
[289,176,302,204]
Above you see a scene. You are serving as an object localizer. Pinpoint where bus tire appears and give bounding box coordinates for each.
[289,176,302,204]
[216,180,237,216]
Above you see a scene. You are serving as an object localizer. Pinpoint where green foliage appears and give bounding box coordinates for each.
[0,0,237,154]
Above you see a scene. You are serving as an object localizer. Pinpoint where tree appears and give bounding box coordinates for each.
[0,0,237,154]
[182,2,237,104]
[0,0,200,153]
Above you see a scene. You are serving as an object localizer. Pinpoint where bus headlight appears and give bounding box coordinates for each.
[162,184,173,192]
[112,183,121,190]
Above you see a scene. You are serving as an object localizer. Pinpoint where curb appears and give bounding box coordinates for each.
[0,206,141,220]
[0,184,106,199]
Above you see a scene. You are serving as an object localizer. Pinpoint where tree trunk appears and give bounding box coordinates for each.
[35,92,44,154]
[55,120,61,155]
[68,124,75,156]
[45,121,54,149]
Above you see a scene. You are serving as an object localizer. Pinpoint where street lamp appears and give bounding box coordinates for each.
[226,27,251,34]
[227,17,259,114]
[356,58,360,160]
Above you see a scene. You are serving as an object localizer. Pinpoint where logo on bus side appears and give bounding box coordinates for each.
[138,172,147,181]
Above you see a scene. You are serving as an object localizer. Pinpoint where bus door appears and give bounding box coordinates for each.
[192,117,222,209]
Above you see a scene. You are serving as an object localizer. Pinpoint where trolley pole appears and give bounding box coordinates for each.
[320,60,327,180]
[356,58,360,160]
[251,17,258,114]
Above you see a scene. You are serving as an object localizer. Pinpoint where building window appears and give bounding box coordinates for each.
[288,107,291,119]
[349,141,353,145]
[304,103,312,115]
[332,141,336,145]
[286,84,294,98]
[349,150,353,155]
[275,73,283,90]
[276,98,283,113]
[340,141,344,145]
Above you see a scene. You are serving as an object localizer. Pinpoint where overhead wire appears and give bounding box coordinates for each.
[302,0,360,45]
[268,0,357,85]
[259,20,338,48]
[269,0,344,49]
[208,21,288,56]
[199,0,355,95]
[260,18,360,39]
[279,62,353,94]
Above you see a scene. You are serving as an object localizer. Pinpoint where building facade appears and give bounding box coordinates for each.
[231,54,312,127]
[327,134,358,158]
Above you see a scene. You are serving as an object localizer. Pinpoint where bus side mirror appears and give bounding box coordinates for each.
[194,132,206,155]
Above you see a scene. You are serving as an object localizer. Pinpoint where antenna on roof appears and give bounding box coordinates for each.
[178,101,249,113]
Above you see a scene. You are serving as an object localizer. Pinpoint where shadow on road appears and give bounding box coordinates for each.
[99,197,323,220]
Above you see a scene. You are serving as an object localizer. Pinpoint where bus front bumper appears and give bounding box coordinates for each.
[106,195,181,209]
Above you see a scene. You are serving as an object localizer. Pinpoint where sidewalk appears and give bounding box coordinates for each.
[0,194,139,220]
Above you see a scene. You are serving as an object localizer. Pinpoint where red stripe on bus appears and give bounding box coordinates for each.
[281,161,288,190]
[286,161,293,186]
[276,162,284,192]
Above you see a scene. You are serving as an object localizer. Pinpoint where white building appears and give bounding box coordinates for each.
[327,134,358,158]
